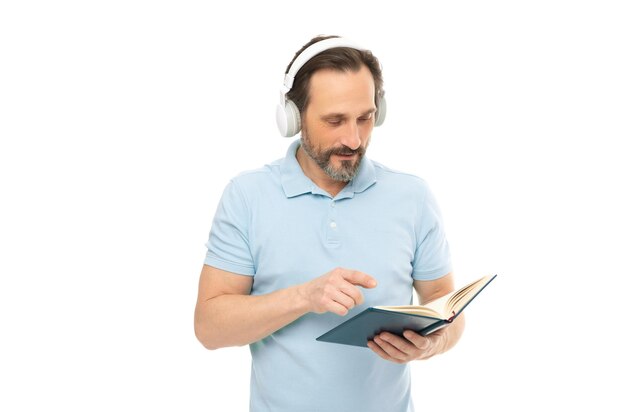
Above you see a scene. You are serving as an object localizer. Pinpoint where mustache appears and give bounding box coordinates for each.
[327,146,365,157]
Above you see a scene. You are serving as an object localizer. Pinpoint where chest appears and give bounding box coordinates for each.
[248,195,418,304]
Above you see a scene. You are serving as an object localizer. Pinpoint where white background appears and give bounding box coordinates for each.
[1,1,625,411]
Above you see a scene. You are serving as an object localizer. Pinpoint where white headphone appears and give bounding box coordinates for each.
[275,37,387,138]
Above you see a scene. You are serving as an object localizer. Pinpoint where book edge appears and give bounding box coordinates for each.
[450,274,498,320]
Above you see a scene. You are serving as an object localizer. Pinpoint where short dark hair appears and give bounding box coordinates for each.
[285,35,385,115]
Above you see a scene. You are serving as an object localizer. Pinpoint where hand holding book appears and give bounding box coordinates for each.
[367,325,451,362]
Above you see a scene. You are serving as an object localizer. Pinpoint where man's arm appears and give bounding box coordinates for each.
[194,265,377,350]
[367,272,465,363]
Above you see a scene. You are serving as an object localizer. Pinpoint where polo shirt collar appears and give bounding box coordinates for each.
[280,139,377,199]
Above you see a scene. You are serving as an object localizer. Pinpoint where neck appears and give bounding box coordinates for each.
[296,146,348,197]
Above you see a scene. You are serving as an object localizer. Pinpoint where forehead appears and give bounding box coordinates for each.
[307,66,376,113]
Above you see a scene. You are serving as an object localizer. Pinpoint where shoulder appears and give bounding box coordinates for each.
[228,158,279,185]
[370,159,430,193]
[223,158,283,201]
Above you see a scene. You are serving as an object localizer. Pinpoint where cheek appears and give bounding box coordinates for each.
[310,125,340,146]
[359,124,374,143]
[361,121,375,133]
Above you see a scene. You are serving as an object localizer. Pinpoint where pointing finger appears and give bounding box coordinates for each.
[342,270,377,288]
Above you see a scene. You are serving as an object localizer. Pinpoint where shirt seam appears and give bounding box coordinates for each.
[228,178,256,271]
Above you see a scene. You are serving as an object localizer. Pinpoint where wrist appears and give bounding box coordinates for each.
[438,329,450,355]
[290,283,312,314]
[438,313,464,354]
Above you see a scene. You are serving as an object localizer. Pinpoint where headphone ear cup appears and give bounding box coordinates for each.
[276,99,301,137]
[374,95,386,127]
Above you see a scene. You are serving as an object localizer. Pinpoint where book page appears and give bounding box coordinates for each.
[445,275,494,316]
[374,304,443,318]
[375,275,495,319]
[375,289,455,319]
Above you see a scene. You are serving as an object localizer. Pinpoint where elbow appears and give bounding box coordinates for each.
[195,324,251,350]
[194,316,222,351]
[194,318,247,350]
[194,302,250,350]
[195,323,223,351]
[195,327,219,351]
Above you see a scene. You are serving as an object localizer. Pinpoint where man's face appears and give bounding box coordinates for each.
[300,65,377,182]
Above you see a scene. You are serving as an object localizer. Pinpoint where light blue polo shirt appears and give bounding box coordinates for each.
[204,139,452,412]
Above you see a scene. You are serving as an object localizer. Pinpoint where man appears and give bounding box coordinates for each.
[194,35,464,412]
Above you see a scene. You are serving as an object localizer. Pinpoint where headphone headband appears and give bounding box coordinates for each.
[283,38,365,90]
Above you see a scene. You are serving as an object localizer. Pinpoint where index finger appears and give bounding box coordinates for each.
[341,270,377,288]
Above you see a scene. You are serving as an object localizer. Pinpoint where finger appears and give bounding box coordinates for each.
[322,288,361,315]
[367,340,400,363]
[327,288,358,312]
[373,334,410,362]
[338,282,365,306]
[342,270,377,288]
[380,332,416,355]
[402,330,431,350]
[325,299,351,316]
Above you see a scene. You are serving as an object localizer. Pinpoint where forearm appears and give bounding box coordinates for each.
[194,285,309,350]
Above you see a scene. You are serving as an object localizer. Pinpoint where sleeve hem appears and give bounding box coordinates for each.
[204,255,255,276]
[412,263,453,281]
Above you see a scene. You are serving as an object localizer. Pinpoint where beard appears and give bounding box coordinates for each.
[300,127,367,182]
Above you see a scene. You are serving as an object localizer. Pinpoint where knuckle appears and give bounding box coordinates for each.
[326,273,338,284]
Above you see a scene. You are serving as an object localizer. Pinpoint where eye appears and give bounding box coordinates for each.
[327,119,342,126]
[358,115,373,123]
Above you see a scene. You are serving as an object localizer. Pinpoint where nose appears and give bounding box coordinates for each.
[340,120,361,151]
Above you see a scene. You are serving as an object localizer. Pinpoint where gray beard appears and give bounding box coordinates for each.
[300,134,364,182]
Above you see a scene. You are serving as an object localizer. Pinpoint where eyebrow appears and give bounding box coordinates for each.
[321,108,377,120]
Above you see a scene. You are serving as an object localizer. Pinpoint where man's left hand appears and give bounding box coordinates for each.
[367,329,446,363]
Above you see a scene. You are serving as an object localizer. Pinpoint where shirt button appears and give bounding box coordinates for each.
[331,201,335,208]
[330,221,337,229]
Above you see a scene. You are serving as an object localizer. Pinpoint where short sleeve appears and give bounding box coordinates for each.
[204,180,255,276]
[411,184,453,280]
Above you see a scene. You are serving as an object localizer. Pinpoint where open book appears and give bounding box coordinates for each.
[316,274,497,348]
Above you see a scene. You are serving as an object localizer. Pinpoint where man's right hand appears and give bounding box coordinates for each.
[297,268,377,316]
